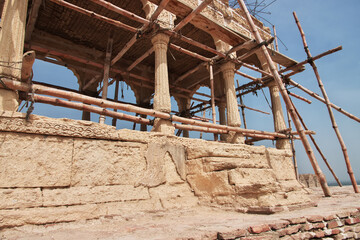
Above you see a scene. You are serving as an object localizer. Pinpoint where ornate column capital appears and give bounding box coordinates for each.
[220,61,235,75]
[151,33,170,52]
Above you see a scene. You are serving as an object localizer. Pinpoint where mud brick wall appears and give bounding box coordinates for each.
[216,209,360,240]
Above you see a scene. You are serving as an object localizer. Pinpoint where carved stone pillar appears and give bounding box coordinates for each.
[257,54,290,149]
[220,61,244,143]
[0,0,29,111]
[268,81,290,149]
[151,33,174,134]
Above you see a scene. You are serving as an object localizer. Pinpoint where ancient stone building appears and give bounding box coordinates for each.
[0,0,316,228]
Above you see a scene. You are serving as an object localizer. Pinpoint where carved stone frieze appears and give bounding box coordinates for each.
[0,111,119,140]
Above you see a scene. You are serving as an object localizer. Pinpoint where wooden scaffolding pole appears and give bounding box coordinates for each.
[236,80,248,141]
[293,12,358,193]
[288,79,360,123]
[99,36,113,124]
[289,97,342,187]
[209,63,218,141]
[237,0,331,197]
[112,77,120,127]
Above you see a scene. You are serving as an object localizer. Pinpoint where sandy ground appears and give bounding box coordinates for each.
[1,186,359,240]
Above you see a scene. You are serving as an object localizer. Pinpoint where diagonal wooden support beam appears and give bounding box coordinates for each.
[48,0,137,33]
[127,47,154,72]
[227,40,256,56]
[25,0,42,42]
[151,0,171,21]
[237,0,331,197]
[173,0,212,31]
[237,37,274,61]
[169,43,211,62]
[173,62,207,85]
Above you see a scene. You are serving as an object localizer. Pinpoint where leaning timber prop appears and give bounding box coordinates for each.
[237,0,331,197]
[293,12,358,193]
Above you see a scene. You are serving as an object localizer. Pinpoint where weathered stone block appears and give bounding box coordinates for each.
[71,139,146,186]
[137,142,185,187]
[266,148,296,181]
[0,204,101,228]
[202,154,269,172]
[0,132,73,187]
[99,199,163,217]
[42,185,150,207]
[186,159,203,175]
[0,188,42,209]
[187,172,234,197]
[228,168,279,194]
[187,142,265,160]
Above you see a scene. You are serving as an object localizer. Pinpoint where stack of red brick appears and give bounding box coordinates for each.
[216,208,360,240]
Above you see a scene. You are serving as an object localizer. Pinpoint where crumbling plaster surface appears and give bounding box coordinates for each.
[0,111,312,229]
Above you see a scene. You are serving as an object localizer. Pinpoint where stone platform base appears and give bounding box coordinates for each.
[0,111,312,229]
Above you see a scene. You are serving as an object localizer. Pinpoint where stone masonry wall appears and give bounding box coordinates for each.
[0,111,312,229]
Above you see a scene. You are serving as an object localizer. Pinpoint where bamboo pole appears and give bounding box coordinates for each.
[240,104,270,115]
[288,91,312,104]
[173,0,211,31]
[151,0,171,20]
[34,95,151,125]
[279,46,342,75]
[174,62,207,85]
[288,79,360,123]
[227,40,256,56]
[48,0,137,33]
[235,70,259,82]
[293,12,358,193]
[166,31,225,58]
[3,79,292,139]
[237,0,331,197]
[286,104,298,179]
[209,63,218,141]
[99,36,113,124]
[88,0,148,24]
[112,77,120,127]
[289,97,342,187]
[127,47,154,72]
[237,37,274,61]
[236,80,248,141]
[169,43,211,62]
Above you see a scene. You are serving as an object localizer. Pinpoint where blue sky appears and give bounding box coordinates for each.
[28,1,360,185]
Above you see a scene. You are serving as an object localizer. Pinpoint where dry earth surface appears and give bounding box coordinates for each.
[1,186,359,240]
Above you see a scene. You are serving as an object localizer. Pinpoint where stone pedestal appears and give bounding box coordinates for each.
[151,33,174,135]
[220,62,244,144]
